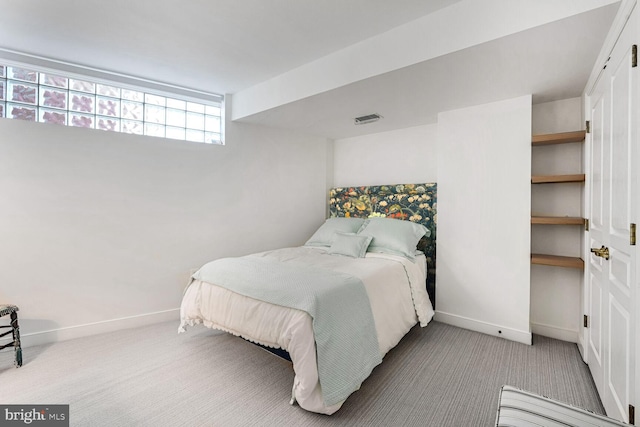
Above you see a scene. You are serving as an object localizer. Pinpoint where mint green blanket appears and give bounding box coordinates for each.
[193,256,382,406]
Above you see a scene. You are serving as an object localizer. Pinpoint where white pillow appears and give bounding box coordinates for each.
[327,232,372,258]
[305,217,366,247]
[357,217,429,260]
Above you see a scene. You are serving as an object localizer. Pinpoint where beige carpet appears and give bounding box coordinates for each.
[0,320,603,426]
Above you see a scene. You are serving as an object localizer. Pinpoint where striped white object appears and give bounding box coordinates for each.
[496,385,628,426]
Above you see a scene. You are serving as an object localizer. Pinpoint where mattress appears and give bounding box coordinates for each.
[179,246,434,414]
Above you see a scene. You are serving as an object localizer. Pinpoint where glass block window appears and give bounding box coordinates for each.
[0,64,223,144]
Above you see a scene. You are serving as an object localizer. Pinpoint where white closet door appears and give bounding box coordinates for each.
[586,6,638,422]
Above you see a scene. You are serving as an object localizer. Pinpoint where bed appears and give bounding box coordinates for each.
[179,183,437,414]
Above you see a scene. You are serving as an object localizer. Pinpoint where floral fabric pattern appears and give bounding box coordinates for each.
[329,183,437,272]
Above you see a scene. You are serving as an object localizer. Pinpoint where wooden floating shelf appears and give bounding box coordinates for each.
[532,130,586,146]
[531,216,586,225]
[532,174,585,184]
[531,254,584,270]
[530,131,586,270]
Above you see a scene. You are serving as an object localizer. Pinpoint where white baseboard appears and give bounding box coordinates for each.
[434,310,532,345]
[19,309,180,348]
[530,322,578,344]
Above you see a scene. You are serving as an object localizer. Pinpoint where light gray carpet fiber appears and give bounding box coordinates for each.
[0,321,603,426]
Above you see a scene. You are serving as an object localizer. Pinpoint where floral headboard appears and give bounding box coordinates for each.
[329,183,437,305]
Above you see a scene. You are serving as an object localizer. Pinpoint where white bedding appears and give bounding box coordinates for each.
[179,246,434,414]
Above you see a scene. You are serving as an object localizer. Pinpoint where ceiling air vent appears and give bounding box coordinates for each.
[354,113,382,125]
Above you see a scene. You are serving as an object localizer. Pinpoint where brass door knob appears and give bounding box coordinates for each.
[590,245,610,260]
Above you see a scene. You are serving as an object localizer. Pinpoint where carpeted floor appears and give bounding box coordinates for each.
[0,320,603,426]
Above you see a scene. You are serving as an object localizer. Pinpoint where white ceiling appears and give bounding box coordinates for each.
[240,4,620,139]
[0,0,461,94]
[0,0,621,140]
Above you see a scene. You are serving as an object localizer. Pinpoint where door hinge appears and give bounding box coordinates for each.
[630,404,635,425]
[585,218,590,231]
[583,315,588,328]
[633,45,638,68]
[631,223,637,246]
[586,120,590,133]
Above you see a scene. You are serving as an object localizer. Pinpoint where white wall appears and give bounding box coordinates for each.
[436,95,532,344]
[333,124,437,187]
[0,109,331,346]
[530,97,584,342]
[333,97,584,345]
